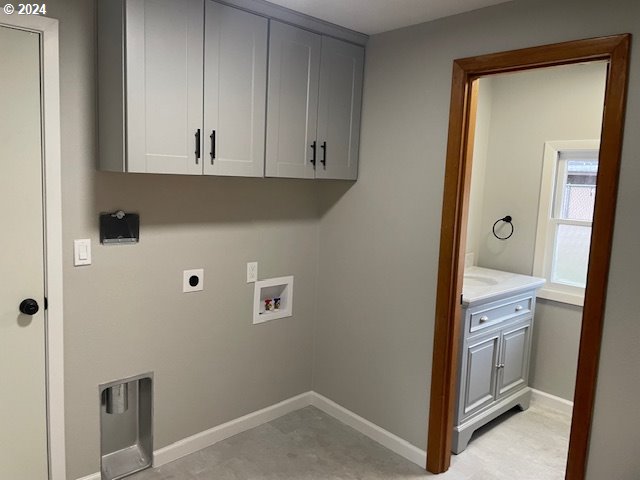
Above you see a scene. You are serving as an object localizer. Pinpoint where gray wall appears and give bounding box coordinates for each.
[45,1,319,478]
[42,0,640,478]
[465,63,607,401]
[474,63,606,273]
[313,0,640,478]
[530,299,582,400]
[465,77,492,261]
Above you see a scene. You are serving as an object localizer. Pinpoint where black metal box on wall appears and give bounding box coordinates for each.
[100,210,139,244]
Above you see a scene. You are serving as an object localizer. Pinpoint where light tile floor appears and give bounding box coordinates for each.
[131,398,570,479]
[440,399,571,480]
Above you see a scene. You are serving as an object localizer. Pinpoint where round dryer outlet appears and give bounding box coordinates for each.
[182,269,204,293]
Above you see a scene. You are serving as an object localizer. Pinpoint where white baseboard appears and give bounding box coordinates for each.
[76,472,100,480]
[530,388,574,416]
[153,392,312,466]
[309,392,427,467]
[76,390,426,479]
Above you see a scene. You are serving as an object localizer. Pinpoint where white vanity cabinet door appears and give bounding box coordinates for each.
[204,1,268,177]
[497,320,532,399]
[460,331,500,419]
[265,21,321,179]
[125,0,204,174]
[316,36,364,180]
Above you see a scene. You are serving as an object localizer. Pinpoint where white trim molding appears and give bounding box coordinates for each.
[532,139,600,307]
[154,392,311,467]
[76,472,101,480]
[0,12,66,480]
[309,392,427,467]
[76,391,427,479]
[530,388,574,416]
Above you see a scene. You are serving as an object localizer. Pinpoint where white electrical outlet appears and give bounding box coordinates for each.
[247,262,258,283]
[183,269,204,293]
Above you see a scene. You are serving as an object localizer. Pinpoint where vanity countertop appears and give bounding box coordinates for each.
[462,266,545,307]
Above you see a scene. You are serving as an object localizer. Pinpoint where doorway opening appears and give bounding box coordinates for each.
[426,34,630,480]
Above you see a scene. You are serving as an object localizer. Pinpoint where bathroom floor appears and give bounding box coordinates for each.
[131,398,570,480]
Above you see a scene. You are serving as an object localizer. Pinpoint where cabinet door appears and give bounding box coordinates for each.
[459,331,500,419]
[204,1,267,177]
[316,36,364,180]
[497,321,532,399]
[265,21,320,179]
[125,0,203,174]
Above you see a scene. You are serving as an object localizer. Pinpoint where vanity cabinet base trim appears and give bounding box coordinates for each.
[452,387,531,454]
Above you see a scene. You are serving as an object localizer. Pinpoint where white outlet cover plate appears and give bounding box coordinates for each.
[247,262,258,283]
[183,269,204,293]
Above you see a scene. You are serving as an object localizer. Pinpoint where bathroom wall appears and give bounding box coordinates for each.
[465,78,492,261]
[465,63,607,400]
[44,1,320,478]
[472,63,607,274]
[314,0,640,478]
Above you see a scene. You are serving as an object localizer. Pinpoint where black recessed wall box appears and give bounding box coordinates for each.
[100,210,139,244]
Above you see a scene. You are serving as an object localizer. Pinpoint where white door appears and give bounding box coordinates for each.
[125,0,204,174]
[0,25,48,479]
[316,36,364,180]
[204,1,268,177]
[265,21,321,179]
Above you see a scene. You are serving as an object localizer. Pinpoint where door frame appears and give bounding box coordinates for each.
[426,34,630,479]
[0,12,66,480]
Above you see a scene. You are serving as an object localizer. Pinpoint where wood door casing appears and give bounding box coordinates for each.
[427,34,631,479]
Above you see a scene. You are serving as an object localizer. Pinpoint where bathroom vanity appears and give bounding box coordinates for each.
[453,267,545,453]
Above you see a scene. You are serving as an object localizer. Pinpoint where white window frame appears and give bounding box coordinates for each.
[533,140,600,307]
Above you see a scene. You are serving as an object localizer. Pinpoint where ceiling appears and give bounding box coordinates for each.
[265,0,512,35]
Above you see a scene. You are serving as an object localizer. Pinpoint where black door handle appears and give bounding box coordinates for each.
[210,130,216,164]
[320,141,327,167]
[310,141,317,167]
[19,298,39,316]
[195,129,201,164]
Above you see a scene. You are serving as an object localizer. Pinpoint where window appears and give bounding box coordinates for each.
[533,140,599,306]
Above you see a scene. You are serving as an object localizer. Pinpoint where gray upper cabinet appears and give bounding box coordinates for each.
[204,1,268,177]
[99,0,268,176]
[98,1,365,178]
[127,0,204,174]
[266,21,364,180]
[316,37,364,180]
[265,21,321,179]
[99,0,204,174]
